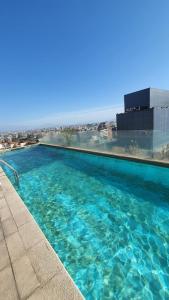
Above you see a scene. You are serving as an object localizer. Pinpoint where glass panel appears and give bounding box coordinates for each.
[39,129,169,162]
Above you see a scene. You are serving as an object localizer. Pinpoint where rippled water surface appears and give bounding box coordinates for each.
[1,145,169,299]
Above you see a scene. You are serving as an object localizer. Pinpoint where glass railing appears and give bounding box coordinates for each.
[39,129,169,163]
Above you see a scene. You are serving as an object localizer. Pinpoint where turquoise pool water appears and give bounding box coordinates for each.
[1,145,169,299]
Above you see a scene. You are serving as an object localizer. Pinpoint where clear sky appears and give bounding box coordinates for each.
[0,0,169,130]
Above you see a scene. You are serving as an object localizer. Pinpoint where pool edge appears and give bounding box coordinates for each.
[0,166,84,300]
[39,142,169,168]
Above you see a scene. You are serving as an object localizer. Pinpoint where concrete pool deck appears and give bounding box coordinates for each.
[0,167,83,300]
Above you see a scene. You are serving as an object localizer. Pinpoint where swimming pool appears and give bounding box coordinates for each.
[1,145,169,299]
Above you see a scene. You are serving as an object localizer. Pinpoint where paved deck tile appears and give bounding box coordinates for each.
[14,209,32,228]
[27,273,82,300]
[0,240,10,271]
[0,206,11,221]
[6,231,25,263]
[10,203,25,217]
[19,220,44,250]
[0,175,15,193]
[0,197,6,209]
[2,216,17,237]
[13,255,40,299]
[28,240,64,284]
[0,225,4,242]
[0,173,6,178]
[0,266,19,300]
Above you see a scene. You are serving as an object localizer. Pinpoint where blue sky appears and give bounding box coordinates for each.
[0,0,169,130]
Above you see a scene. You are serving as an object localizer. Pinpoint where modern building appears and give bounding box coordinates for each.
[116,88,169,153]
[116,88,169,131]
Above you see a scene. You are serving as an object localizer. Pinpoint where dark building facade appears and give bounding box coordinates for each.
[117,88,169,131]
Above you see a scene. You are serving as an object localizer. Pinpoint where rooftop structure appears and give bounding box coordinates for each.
[117,88,169,131]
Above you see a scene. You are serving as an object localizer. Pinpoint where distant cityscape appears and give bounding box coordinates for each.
[0,121,116,151]
[1,87,169,157]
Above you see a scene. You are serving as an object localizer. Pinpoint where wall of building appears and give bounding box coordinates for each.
[124,88,150,112]
[154,107,169,132]
[150,88,169,108]
[117,109,154,130]
[152,107,169,149]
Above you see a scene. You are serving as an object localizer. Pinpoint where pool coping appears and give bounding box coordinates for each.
[0,167,84,300]
[0,144,38,154]
[39,142,169,168]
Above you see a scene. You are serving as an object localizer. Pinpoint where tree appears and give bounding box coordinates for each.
[61,128,77,146]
